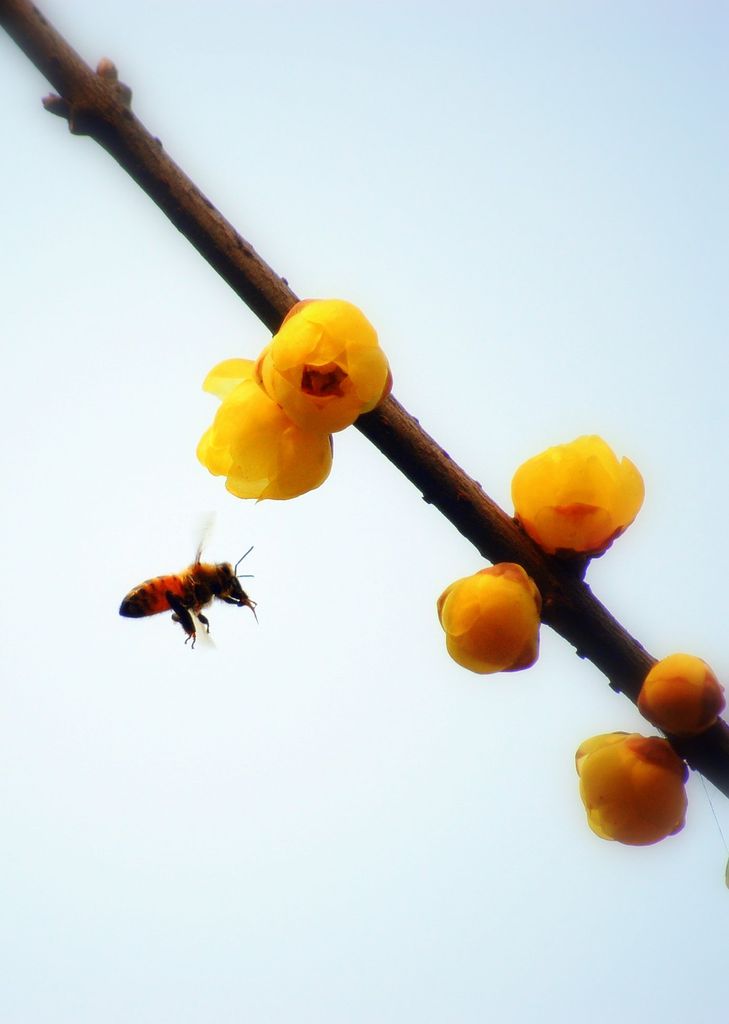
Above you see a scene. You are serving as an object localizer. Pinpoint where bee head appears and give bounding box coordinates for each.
[223,558,258,620]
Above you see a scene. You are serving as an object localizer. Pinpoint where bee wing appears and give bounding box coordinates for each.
[192,611,217,650]
[193,511,217,564]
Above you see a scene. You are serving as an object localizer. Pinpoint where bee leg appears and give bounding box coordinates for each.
[197,612,211,634]
[166,591,196,647]
[223,593,258,621]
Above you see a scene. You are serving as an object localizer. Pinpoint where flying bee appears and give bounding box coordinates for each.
[119,545,257,647]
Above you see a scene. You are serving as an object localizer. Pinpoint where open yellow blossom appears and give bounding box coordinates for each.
[437,563,541,674]
[511,435,644,556]
[576,733,687,846]
[255,299,391,433]
[197,359,332,500]
[638,653,726,737]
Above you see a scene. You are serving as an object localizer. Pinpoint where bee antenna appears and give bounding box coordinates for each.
[234,546,254,575]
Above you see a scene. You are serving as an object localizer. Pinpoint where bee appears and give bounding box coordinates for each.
[119,545,257,647]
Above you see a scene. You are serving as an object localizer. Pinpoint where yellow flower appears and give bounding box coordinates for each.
[575,733,687,846]
[638,653,726,737]
[436,563,541,674]
[197,359,332,500]
[255,299,391,433]
[511,435,644,556]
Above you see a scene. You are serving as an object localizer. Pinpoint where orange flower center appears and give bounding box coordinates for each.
[555,502,599,519]
[301,363,347,398]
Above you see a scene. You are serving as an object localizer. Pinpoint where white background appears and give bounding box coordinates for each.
[1,2,728,1021]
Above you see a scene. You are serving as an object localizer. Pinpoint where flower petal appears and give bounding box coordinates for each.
[202,358,256,398]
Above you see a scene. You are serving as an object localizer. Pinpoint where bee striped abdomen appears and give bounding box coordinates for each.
[119,573,190,618]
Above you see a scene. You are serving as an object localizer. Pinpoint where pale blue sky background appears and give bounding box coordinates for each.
[1,2,728,1021]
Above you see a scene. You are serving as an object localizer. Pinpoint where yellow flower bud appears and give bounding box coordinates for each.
[575,732,687,846]
[197,360,332,500]
[436,563,541,674]
[511,435,644,556]
[638,653,726,737]
[255,299,391,433]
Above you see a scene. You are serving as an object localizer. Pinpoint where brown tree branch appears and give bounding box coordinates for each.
[3,0,728,795]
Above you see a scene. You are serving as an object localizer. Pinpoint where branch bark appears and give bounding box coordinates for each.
[3,0,728,795]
